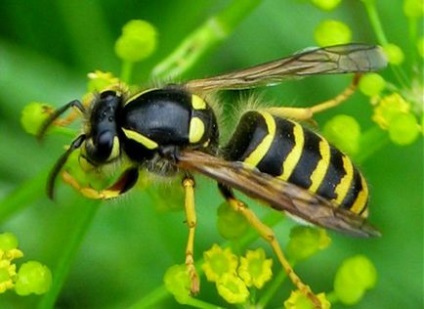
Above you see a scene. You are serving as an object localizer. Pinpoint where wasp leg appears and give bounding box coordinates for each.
[218,184,322,308]
[53,106,84,127]
[37,99,86,140]
[53,95,95,127]
[266,73,361,121]
[182,176,200,294]
[61,168,139,199]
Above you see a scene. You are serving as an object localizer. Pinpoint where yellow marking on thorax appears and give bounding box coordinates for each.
[189,117,205,143]
[191,95,207,110]
[308,138,331,192]
[125,88,158,105]
[333,155,354,205]
[279,122,304,181]
[122,128,158,150]
[243,112,276,167]
[349,174,369,216]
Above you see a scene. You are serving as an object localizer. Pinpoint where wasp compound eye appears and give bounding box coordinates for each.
[84,130,120,164]
[90,131,115,162]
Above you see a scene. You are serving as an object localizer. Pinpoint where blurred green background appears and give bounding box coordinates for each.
[0,0,422,308]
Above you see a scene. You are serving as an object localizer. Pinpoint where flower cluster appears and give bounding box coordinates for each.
[163,246,273,306]
[0,232,51,296]
[202,245,273,304]
[164,228,377,308]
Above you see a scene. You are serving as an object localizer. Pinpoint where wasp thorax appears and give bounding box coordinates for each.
[120,87,219,163]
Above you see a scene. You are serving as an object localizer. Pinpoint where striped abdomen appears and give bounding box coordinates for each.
[223,110,369,216]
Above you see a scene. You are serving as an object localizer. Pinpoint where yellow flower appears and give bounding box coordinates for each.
[238,248,273,289]
[284,290,331,309]
[202,244,238,282]
[216,273,249,304]
[1,248,24,261]
[0,260,17,293]
[372,93,411,129]
[87,70,121,92]
[0,232,24,293]
[163,264,192,304]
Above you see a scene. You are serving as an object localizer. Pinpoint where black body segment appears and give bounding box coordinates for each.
[121,87,219,162]
[223,112,270,164]
[288,129,324,189]
[123,88,192,146]
[223,110,369,215]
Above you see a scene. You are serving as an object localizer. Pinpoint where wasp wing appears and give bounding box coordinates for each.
[184,43,386,92]
[177,150,380,238]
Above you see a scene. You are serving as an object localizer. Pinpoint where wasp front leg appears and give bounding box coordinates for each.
[52,102,85,127]
[218,184,322,308]
[181,176,200,294]
[266,73,361,121]
[61,168,139,200]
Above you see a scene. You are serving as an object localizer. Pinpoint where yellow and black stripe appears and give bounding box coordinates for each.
[223,110,368,216]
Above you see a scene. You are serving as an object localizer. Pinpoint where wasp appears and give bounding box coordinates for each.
[38,43,386,306]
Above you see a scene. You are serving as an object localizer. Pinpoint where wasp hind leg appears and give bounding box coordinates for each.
[182,175,200,294]
[218,183,322,308]
[266,73,361,121]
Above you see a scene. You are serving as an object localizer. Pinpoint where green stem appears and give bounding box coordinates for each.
[408,18,418,47]
[361,0,388,45]
[408,17,419,67]
[150,0,262,80]
[257,268,289,308]
[361,0,410,87]
[120,60,134,84]
[37,198,101,309]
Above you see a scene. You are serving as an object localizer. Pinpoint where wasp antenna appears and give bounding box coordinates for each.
[37,99,86,141]
[47,134,86,200]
